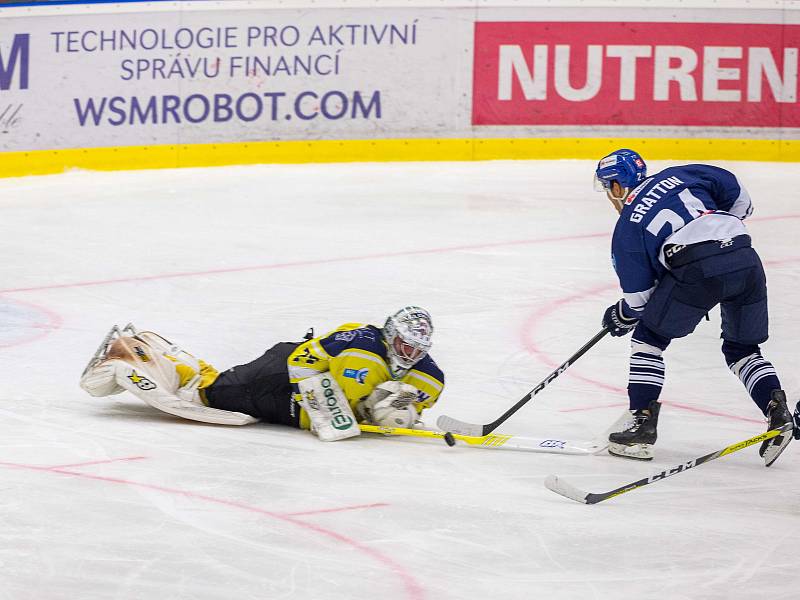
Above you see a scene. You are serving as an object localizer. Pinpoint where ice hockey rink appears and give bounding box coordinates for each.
[1,158,798,600]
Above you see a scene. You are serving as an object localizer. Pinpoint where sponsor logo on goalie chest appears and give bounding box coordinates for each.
[343,368,369,384]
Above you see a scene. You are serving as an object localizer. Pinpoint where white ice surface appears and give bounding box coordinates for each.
[0,159,798,600]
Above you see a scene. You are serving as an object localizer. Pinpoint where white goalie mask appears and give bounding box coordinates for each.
[382,306,433,379]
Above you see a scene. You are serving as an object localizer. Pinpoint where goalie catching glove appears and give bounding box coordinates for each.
[356,381,419,429]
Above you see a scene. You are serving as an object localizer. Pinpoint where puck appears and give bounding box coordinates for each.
[443,432,456,447]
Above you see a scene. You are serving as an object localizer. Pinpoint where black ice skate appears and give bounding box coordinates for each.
[608,401,661,461]
[760,390,793,467]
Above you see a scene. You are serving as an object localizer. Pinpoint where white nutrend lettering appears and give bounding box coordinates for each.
[703,46,742,102]
[498,44,547,100]
[495,43,800,104]
[605,45,652,100]
[554,44,603,101]
[747,47,798,103]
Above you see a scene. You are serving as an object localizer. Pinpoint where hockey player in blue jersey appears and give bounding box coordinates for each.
[594,149,797,464]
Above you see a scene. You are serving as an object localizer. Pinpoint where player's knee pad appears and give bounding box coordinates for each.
[722,340,761,369]
[630,337,664,358]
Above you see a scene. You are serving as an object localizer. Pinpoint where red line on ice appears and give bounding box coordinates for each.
[283,502,390,517]
[46,456,148,469]
[2,214,796,296]
[0,231,610,294]
[0,460,425,600]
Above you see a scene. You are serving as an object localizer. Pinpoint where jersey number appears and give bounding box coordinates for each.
[646,209,685,237]
[293,347,320,365]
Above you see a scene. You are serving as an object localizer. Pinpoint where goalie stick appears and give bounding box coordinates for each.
[436,327,610,436]
[544,422,794,504]
[360,410,629,455]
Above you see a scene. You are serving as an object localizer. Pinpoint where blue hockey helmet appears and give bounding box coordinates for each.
[594,149,647,191]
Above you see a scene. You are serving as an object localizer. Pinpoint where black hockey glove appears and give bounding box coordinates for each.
[602,299,639,337]
[793,401,800,440]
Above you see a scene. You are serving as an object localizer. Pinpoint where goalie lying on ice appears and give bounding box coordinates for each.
[79,307,444,441]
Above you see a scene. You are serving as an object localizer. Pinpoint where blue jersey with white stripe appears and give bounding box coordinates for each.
[612,164,752,312]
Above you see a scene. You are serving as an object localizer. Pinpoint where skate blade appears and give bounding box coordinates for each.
[608,442,654,461]
[762,432,792,467]
[80,323,139,378]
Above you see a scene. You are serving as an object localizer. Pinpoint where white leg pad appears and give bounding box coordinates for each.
[109,359,258,426]
[297,372,360,441]
[80,326,258,426]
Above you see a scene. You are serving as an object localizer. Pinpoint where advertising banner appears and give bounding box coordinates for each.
[473,21,800,128]
[0,2,798,172]
[0,7,470,151]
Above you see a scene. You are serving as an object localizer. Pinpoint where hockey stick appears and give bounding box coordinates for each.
[544,422,794,504]
[436,327,610,436]
[359,423,606,455]
[359,410,629,455]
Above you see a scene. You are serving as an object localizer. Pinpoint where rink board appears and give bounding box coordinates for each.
[1,0,799,175]
[3,137,800,178]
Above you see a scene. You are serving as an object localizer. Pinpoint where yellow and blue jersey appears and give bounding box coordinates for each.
[287,323,444,428]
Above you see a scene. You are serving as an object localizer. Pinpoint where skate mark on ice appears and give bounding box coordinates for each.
[0,459,425,600]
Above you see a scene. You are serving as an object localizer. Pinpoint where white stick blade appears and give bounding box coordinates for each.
[436,414,484,437]
[544,475,589,504]
[502,437,603,455]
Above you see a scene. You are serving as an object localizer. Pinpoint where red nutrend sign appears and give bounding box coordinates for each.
[472,21,800,127]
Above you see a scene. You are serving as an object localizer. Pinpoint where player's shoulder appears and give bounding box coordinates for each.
[409,354,444,383]
[663,163,734,185]
[320,323,387,357]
